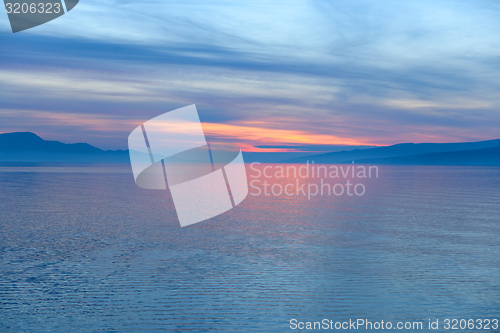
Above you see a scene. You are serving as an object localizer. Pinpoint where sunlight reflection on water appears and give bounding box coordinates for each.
[0,164,499,332]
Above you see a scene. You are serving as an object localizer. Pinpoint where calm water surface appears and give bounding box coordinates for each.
[0,163,499,332]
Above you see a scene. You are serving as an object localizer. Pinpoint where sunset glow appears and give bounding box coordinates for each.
[201,122,374,152]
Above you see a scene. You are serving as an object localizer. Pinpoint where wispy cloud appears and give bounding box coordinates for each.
[1,0,500,149]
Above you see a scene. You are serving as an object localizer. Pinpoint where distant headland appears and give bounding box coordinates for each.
[1,132,499,165]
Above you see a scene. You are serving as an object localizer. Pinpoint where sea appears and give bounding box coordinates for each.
[0,163,499,332]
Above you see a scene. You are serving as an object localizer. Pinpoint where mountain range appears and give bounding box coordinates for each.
[1,132,499,165]
[284,139,500,165]
[0,132,129,163]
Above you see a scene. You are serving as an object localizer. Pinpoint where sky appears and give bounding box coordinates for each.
[1,0,500,151]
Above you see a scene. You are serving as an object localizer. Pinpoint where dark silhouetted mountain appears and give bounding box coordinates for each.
[3,132,500,165]
[0,132,129,162]
[350,146,500,165]
[284,139,500,165]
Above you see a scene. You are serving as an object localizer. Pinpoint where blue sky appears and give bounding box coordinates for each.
[1,0,499,150]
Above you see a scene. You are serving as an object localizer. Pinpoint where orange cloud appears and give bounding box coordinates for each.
[201,121,373,152]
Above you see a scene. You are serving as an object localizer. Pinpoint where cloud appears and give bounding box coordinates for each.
[1,0,500,149]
